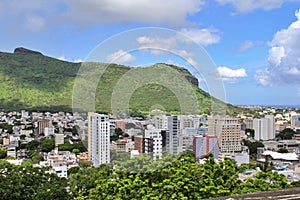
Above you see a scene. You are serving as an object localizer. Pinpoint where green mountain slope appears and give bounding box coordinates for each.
[0,48,244,115]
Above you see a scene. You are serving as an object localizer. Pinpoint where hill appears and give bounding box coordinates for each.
[0,47,244,115]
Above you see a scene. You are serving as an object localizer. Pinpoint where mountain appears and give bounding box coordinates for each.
[0,47,244,115]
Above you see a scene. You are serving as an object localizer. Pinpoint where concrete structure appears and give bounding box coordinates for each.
[292,115,300,127]
[232,152,250,166]
[244,118,253,130]
[44,127,54,137]
[130,150,140,158]
[19,130,33,137]
[52,166,68,178]
[193,135,219,160]
[55,133,64,146]
[253,115,275,141]
[111,140,126,152]
[258,150,299,166]
[144,126,163,160]
[179,115,201,129]
[38,120,51,135]
[88,113,110,167]
[166,116,179,154]
[134,135,144,154]
[208,116,242,153]
[7,146,16,158]
[116,120,126,132]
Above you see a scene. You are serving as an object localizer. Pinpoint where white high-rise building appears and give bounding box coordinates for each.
[145,125,163,160]
[291,115,300,127]
[166,116,180,154]
[253,115,275,141]
[88,113,110,167]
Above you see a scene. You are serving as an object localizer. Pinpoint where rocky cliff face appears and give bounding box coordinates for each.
[164,63,199,87]
[14,47,43,55]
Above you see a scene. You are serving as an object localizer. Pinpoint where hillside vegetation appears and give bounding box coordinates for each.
[0,48,244,115]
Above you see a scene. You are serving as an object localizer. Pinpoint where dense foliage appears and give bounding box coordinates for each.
[0,152,293,199]
[0,160,69,200]
[276,128,297,140]
[0,50,245,115]
[243,139,264,158]
[70,152,290,199]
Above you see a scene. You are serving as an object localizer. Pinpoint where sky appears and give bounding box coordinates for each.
[1,0,300,106]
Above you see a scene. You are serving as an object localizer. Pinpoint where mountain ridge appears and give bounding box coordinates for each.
[0,47,244,115]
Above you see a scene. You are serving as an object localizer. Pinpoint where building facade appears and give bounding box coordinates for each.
[88,113,110,167]
[193,135,219,160]
[253,115,275,141]
[208,116,242,153]
[144,126,163,160]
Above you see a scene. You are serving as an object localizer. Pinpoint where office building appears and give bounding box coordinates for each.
[208,116,242,153]
[38,120,51,135]
[145,126,163,160]
[253,115,275,141]
[291,115,300,127]
[55,133,64,146]
[193,135,219,160]
[166,116,180,154]
[88,113,110,167]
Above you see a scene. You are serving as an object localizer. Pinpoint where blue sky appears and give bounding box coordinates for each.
[1,0,300,106]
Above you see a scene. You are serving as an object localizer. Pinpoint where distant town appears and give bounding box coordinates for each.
[1,105,300,182]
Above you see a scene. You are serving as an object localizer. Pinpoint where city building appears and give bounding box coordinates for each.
[144,125,163,160]
[253,115,275,141]
[44,127,55,137]
[38,120,51,135]
[244,118,253,130]
[116,120,126,132]
[55,133,64,146]
[193,135,219,160]
[166,115,180,154]
[52,166,68,178]
[88,113,110,167]
[292,115,300,127]
[134,135,144,154]
[208,116,242,153]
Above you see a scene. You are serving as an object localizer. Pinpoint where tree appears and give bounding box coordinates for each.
[243,139,264,158]
[27,151,43,164]
[0,147,7,159]
[72,148,80,155]
[0,163,70,200]
[276,128,297,140]
[40,138,55,152]
[20,134,26,140]
[278,148,288,153]
[26,140,39,150]
[245,129,255,138]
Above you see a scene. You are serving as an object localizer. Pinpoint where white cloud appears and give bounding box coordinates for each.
[217,66,247,78]
[238,41,254,51]
[216,0,300,13]
[254,69,272,86]
[216,66,247,83]
[73,59,82,63]
[58,55,66,61]
[186,57,198,66]
[177,50,193,58]
[106,50,136,63]
[61,0,204,26]
[255,10,300,86]
[137,36,177,55]
[25,15,46,32]
[179,28,220,46]
[236,40,263,51]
